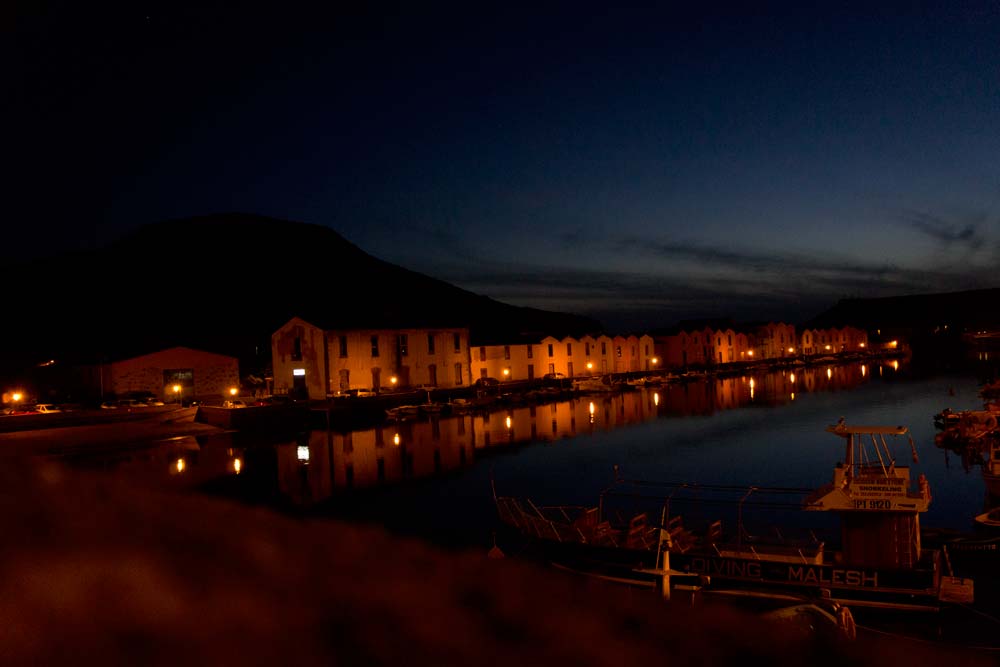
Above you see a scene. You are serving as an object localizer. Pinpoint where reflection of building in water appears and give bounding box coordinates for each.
[81,361,882,506]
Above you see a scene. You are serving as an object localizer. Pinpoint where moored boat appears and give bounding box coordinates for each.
[494,421,974,614]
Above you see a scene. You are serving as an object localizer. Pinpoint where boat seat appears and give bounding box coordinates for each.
[665,515,697,553]
[624,513,649,549]
[573,506,599,529]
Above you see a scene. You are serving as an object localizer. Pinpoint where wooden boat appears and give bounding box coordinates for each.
[385,405,420,420]
[494,421,974,613]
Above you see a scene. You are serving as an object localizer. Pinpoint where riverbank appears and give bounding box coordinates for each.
[0,408,225,457]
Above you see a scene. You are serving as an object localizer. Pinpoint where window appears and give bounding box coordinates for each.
[339,335,348,358]
[644,344,648,355]
[527,345,533,359]
[566,343,572,356]
[292,336,302,361]
[428,334,435,355]
[727,335,731,346]
[479,346,486,362]
[398,334,408,356]
[504,345,510,360]
[163,368,194,389]
[453,333,461,352]
[480,367,488,378]
[585,342,590,356]
[455,363,463,385]
[601,341,607,355]
[371,335,380,357]
[548,363,555,374]
[548,344,554,357]
[616,346,622,358]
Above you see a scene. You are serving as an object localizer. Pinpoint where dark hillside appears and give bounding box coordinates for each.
[0,213,600,376]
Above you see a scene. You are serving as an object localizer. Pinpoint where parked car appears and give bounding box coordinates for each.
[34,404,62,414]
[223,399,248,409]
[118,399,148,408]
[339,388,376,398]
[255,395,291,406]
[146,399,165,406]
[99,401,119,410]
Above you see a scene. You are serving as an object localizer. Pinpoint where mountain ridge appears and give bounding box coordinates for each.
[0,213,602,375]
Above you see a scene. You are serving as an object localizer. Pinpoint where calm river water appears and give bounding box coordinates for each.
[53,358,998,552]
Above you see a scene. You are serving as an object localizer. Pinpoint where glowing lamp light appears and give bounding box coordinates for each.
[787,347,795,354]
[292,368,306,377]
[175,458,185,474]
[297,445,310,463]
[651,357,658,365]
[390,376,398,385]
[12,392,22,403]
[233,458,242,474]
[172,384,181,394]
[505,416,512,429]
[393,433,400,446]
[889,340,898,349]
[586,362,593,370]
[748,350,753,357]
[892,360,899,371]
[502,368,510,377]
[229,387,238,396]
[825,345,831,351]
[860,343,866,348]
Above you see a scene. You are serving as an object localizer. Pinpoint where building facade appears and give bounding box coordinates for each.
[102,346,239,402]
[272,317,471,399]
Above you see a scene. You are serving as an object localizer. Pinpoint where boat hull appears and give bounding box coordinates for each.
[530,537,947,610]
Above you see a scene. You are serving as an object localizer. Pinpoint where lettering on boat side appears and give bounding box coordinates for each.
[682,556,879,588]
[787,566,878,588]
[687,557,762,579]
[853,499,893,509]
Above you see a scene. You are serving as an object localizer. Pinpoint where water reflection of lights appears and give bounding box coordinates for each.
[588,401,596,424]
[505,416,512,429]
[861,365,867,377]
[789,373,796,383]
[393,433,400,446]
[826,368,832,380]
[653,392,659,406]
[749,378,755,401]
[297,445,310,464]
[233,458,242,474]
[790,392,795,401]
[892,360,899,371]
[174,458,185,474]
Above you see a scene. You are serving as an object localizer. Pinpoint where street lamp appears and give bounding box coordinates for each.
[173,384,182,405]
[11,392,22,412]
[229,387,238,397]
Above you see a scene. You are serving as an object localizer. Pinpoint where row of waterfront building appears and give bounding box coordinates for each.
[272,316,874,400]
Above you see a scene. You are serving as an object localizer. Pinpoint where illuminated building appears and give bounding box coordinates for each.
[272,317,470,399]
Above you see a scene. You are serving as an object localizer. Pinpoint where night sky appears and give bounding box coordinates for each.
[9,1,1000,330]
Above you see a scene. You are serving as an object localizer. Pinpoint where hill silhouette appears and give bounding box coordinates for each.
[0,213,601,376]
[807,289,1000,331]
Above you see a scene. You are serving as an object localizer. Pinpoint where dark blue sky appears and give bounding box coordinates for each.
[9,1,1000,330]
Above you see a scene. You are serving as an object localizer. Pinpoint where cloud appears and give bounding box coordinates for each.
[388,230,998,331]
[899,210,986,250]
